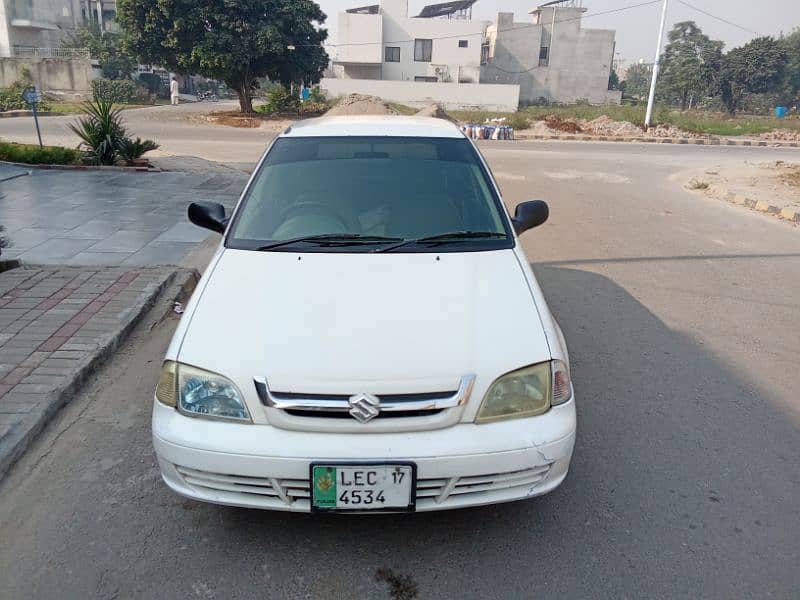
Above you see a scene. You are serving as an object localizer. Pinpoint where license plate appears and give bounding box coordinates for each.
[310,463,416,512]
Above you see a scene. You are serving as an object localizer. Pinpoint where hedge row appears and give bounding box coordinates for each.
[0,141,83,165]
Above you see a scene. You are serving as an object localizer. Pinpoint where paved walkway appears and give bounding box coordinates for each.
[0,265,179,476]
[0,169,247,266]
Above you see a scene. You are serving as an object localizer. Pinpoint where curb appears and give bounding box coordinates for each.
[0,111,60,118]
[706,186,800,223]
[0,267,197,480]
[0,160,160,173]
[517,133,800,148]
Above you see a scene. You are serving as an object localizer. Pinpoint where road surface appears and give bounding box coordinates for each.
[0,137,798,599]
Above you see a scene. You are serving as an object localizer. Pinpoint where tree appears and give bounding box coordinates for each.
[117,0,329,113]
[659,21,723,109]
[622,63,653,100]
[776,29,800,106]
[62,24,136,80]
[608,69,620,91]
[719,37,787,115]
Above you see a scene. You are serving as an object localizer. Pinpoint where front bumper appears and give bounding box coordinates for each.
[152,399,576,512]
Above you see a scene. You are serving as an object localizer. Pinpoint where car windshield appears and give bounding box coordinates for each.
[226,136,512,252]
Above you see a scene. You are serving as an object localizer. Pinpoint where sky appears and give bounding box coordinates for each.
[316,0,800,72]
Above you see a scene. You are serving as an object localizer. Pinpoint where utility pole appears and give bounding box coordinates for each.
[644,0,669,130]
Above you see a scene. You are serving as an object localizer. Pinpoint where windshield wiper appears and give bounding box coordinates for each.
[376,231,507,253]
[256,234,403,251]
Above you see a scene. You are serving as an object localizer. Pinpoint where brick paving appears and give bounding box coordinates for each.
[0,265,177,476]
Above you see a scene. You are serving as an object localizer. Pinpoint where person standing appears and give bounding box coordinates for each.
[170,77,179,106]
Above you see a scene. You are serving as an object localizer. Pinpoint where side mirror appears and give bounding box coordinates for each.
[188,201,227,234]
[512,200,549,235]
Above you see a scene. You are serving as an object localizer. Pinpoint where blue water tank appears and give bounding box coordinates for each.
[775,106,788,119]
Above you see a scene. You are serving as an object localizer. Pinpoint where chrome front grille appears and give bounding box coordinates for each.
[176,464,553,510]
[175,466,310,505]
[253,375,475,421]
[416,465,553,506]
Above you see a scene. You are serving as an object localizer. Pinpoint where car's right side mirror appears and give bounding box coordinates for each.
[512,200,549,235]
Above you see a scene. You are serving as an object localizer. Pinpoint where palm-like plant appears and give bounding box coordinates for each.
[68,99,127,165]
[117,137,160,164]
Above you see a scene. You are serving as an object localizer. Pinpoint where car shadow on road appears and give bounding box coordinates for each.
[199,265,797,597]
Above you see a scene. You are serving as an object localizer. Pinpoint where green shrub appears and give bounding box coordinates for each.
[138,73,168,99]
[0,141,82,165]
[299,101,329,116]
[261,85,300,114]
[92,78,138,104]
[507,113,530,130]
[0,81,52,111]
[68,99,127,165]
[308,86,327,103]
[117,137,159,164]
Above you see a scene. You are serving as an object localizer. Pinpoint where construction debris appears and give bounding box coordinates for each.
[760,129,800,142]
[325,94,398,116]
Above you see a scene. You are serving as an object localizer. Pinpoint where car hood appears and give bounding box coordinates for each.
[178,248,551,395]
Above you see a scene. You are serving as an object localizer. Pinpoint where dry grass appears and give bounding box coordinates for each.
[687,179,710,190]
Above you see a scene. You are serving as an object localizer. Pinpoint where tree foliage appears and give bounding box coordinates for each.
[660,21,723,109]
[63,24,136,80]
[622,63,653,100]
[719,36,787,114]
[116,0,329,113]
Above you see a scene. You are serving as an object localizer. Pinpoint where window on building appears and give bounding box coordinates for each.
[384,46,400,62]
[414,76,438,82]
[414,39,433,62]
[458,40,469,48]
[539,46,550,67]
[481,43,490,65]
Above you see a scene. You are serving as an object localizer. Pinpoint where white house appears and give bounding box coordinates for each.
[0,0,117,57]
[331,0,619,106]
[333,0,487,84]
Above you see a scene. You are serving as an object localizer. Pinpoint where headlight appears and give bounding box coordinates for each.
[476,360,572,424]
[155,361,251,422]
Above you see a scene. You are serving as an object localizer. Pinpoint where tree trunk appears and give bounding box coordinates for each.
[235,84,253,114]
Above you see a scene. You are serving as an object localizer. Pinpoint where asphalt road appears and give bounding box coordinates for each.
[0,140,799,599]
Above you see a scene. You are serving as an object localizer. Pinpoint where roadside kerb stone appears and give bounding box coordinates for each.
[705,185,799,224]
[0,264,191,479]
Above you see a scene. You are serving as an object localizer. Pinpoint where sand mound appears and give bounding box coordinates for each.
[544,114,582,134]
[326,94,398,116]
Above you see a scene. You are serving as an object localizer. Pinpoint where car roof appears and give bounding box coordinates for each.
[280,115,465,139]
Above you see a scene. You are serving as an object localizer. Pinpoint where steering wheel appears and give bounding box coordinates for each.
[280,202,349,231]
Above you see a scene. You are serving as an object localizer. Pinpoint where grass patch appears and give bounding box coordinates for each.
[388,102,418,116]
[0,141,83,165]
[47,101,169,114]
[448,110,530,130]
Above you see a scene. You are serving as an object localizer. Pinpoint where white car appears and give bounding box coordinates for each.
[153,116,576,513]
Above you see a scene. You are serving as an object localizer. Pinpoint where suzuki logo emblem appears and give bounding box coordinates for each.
[348,393,381,423]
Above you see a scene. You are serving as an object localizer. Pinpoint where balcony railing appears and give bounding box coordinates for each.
[12,47,91,59]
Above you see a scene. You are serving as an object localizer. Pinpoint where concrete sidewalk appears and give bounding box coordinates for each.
[0,169,247,266]
[0,264,189,478]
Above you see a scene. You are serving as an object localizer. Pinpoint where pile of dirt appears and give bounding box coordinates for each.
[544,114,582,134]
[582,115,643,137]
[326,94,398,116]
[648,123,701,138]
[760,128,800,142]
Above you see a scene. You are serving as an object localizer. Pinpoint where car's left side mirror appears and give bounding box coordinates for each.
[512,200,549,235]
[188,201,227,234]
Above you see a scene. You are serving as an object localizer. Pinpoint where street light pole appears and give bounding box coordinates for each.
[644,0,669,130]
